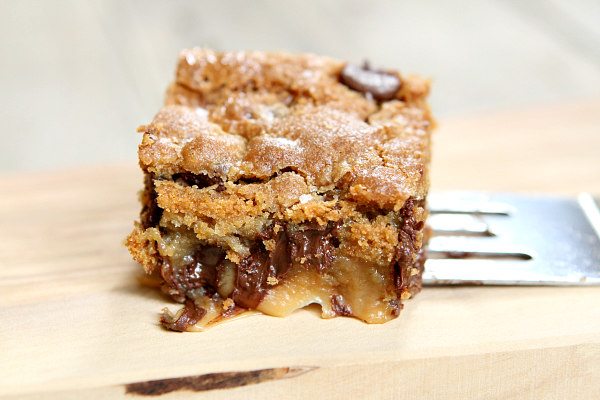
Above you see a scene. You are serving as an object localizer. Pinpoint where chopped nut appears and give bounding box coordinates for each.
[222,298,235,310]
[267,276,279,285]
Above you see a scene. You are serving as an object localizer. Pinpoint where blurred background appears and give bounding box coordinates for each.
[1,0,599,172]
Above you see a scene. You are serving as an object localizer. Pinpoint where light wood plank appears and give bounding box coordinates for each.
[1,102,599,398]
[432,99,600,194]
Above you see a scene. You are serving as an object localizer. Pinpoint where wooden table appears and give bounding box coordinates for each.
[1,100,599,399]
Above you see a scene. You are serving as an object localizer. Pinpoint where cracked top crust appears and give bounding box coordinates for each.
[139,48,432,211]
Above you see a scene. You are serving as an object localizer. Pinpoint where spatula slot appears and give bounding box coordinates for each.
[428,250,532,261]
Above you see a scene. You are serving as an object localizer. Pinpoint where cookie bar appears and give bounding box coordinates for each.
[126,49,433,331]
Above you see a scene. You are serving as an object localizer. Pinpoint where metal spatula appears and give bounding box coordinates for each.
[424,191,600,285]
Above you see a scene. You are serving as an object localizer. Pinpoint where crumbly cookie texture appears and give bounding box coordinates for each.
[126,49,433,331]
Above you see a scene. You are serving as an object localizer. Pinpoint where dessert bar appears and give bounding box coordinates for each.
[126,49,433,331]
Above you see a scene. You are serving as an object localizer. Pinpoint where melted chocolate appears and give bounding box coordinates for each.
[140,173,162,229]
[233,222,340,309]
[159,220,342,312]
[160,247,224,303]
[232,248,270,309]
[160,299,207,332]
[393,198,426,295]
[232,227,292,308]
[287,222,339,272]
[173,172,223,189]
[270,227,292,276]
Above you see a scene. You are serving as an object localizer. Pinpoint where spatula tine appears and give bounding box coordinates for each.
[428,236,533,260]
[423,259,600,285]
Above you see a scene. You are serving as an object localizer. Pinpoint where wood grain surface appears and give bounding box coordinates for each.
[1,101,599,399]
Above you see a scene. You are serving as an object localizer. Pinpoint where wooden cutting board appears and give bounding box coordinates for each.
[1,101,600,399]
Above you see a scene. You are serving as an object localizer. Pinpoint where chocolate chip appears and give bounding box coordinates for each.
[340,62,401,101]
